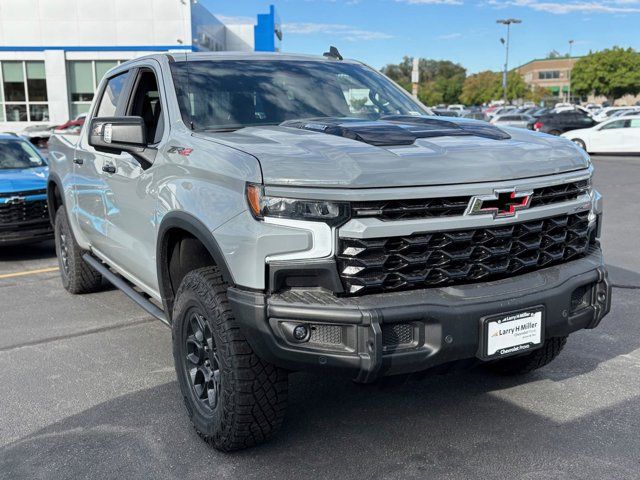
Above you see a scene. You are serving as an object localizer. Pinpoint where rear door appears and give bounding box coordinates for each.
[622,119,640,153]
[589,119,629,152]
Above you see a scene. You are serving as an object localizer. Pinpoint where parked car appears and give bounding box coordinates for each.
[447,104,466,112]
[48,51,610,451]
[561,116,640,153]
[432,109,460,117]
[486,105,517,119]
[20,124,55,148]
[609,107,640,118]
[0,133,52,245]
[490,113,534,128]
[529,110,596,135]
[592,106,636,123]
[54,117,85,133]
[461,111,486,121]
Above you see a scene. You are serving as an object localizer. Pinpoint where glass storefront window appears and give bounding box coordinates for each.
[68,60,122,119]
[1,61,48,122]
[26,62,47,102]
[2,62,26,102]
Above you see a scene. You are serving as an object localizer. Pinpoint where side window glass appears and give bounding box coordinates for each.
[128,69,164,144]
[630,119,640,128]
[601,120,625,130]
[96,71,130,117]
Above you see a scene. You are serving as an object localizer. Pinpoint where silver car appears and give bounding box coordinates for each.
[490,113,534,128]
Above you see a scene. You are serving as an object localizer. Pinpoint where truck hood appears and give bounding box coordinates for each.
[0,166,48,194]
[197,118,589,188]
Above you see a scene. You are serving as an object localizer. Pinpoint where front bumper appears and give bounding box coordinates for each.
[0,223,53,245]
[229,246,611,382]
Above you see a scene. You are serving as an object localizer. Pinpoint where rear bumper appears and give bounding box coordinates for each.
[0,223,53,245]
[229,247,611,382]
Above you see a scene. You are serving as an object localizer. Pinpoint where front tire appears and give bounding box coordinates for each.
[484,336,567,375]
[172,267,288,451]
[54,207,102,294]
[571,138,587,151]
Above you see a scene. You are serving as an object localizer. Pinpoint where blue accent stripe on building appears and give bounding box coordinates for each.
[0,45,192,52]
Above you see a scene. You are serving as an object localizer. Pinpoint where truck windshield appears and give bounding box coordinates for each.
[0,140,46,170]
[170,59,429,130]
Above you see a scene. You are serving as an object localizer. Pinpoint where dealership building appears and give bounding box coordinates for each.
[0,0,282,131]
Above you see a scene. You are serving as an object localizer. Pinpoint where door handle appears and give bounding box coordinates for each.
[73,158,84,165]
[102,164,116,174]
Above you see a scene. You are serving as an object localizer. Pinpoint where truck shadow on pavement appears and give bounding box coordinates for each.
[0,240,55,263]
[1,367,638,480]
[2,286,639,480]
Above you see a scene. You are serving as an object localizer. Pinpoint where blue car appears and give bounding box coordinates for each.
[0,133,52,245]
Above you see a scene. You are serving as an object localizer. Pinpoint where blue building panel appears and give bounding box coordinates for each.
[254,5,281,52]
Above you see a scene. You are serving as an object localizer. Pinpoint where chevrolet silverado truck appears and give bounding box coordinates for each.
[47,52,611,451]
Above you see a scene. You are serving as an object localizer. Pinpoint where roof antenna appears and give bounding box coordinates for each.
[323,46,343,61]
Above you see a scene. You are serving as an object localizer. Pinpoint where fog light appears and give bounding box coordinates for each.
[293,324,309,342]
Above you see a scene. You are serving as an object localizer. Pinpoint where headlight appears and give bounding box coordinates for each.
[246,184,350,226]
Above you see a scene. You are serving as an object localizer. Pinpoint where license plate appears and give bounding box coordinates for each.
[482,308,544,359]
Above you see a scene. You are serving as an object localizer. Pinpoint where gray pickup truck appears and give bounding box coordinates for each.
[47,51,611,451]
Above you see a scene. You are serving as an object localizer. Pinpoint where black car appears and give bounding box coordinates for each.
[528,111,596,135]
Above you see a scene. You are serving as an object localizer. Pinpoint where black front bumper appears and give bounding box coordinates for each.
[0,222,53,246]
[229,247,611,383]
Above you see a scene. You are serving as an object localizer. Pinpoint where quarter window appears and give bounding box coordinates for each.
[601,120,629,130]
[0,61,49,122]
[68,60,124,118]
[96,71,131,117]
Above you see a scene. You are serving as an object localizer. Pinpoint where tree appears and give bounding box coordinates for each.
[381,56,466,104]
[571,47,640,104]
[525,85,552,104]
[459,70,528,104]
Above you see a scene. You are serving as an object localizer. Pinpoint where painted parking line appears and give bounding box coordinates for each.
[0,266,59,280]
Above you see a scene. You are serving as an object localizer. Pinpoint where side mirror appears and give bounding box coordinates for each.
[89,116,147,153]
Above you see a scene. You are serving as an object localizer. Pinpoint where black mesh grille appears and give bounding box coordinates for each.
[338,212,593,295]
[350,180,589,221]
[0,199,48,225]
[309,325,342,345]
[382,324,414,348]
[0,188,46,198]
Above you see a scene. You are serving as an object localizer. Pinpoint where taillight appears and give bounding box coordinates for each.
[534,121,543,131]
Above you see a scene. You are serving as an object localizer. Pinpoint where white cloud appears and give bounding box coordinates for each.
[283,23,394,41]
[215,14,255,25]
[487,0,640,14]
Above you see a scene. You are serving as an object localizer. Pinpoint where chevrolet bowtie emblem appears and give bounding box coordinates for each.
[467,189,532,218]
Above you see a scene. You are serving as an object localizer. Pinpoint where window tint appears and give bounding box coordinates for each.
[601,120,629,130]
[127,70,164,144]
[96,71,130,117]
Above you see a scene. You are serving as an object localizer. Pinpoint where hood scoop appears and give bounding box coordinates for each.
[281,116,511,147]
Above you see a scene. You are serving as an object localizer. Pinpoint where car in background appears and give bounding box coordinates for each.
[20,124,55,148]
[0,133,52,245]
[561,116,640,154]
[447,104,466,112]
[461,111,486,121]
[490,113,534,128]
[592,106,636,123]
[529,110,596,135]
[486,105,517,119]
[54,118,85,133]
[432,109,460,117]
[609,107,640,118]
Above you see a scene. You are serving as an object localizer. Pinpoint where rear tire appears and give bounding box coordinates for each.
[172,266,288,452]
[484,336,567,375]
[54,207,102,294]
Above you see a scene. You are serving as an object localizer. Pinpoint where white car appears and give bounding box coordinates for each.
[447,104,466,112]
[592,106,635,123]
[487,105,516,119]
[490,113,533,129]
[562,115,640,153]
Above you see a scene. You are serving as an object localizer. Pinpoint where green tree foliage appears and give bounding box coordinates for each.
[459,70,528,104]
[381,56,466,105]
[571,47,640,103]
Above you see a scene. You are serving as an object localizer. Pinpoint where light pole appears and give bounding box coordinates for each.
[568,39,574,103]
[497,18,522,104]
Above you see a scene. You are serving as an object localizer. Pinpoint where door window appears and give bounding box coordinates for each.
[629,119,640,128]
[96,71,130,117]
[127,69,164,144]
[601,119,629,130]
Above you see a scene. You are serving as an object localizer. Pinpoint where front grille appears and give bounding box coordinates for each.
[0,199,48,225]
[382,323,415,349]
[349,180,589,221]
[338,212,593,295]
[0,188,46,198]
[530,180,590,208]
[309,325,342,345]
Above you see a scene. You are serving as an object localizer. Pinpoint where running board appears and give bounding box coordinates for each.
[82,253,169,326]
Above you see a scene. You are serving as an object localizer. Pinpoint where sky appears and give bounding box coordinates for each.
[204,0,640,74]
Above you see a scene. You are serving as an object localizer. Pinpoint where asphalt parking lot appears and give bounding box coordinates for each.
[1,156,639,480]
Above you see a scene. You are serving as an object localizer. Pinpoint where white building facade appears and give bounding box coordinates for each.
[0,0,281,131]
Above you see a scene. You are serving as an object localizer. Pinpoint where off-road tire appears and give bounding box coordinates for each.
[54,207,102,294]
[485,336,567,375]
[172,266,288,452]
